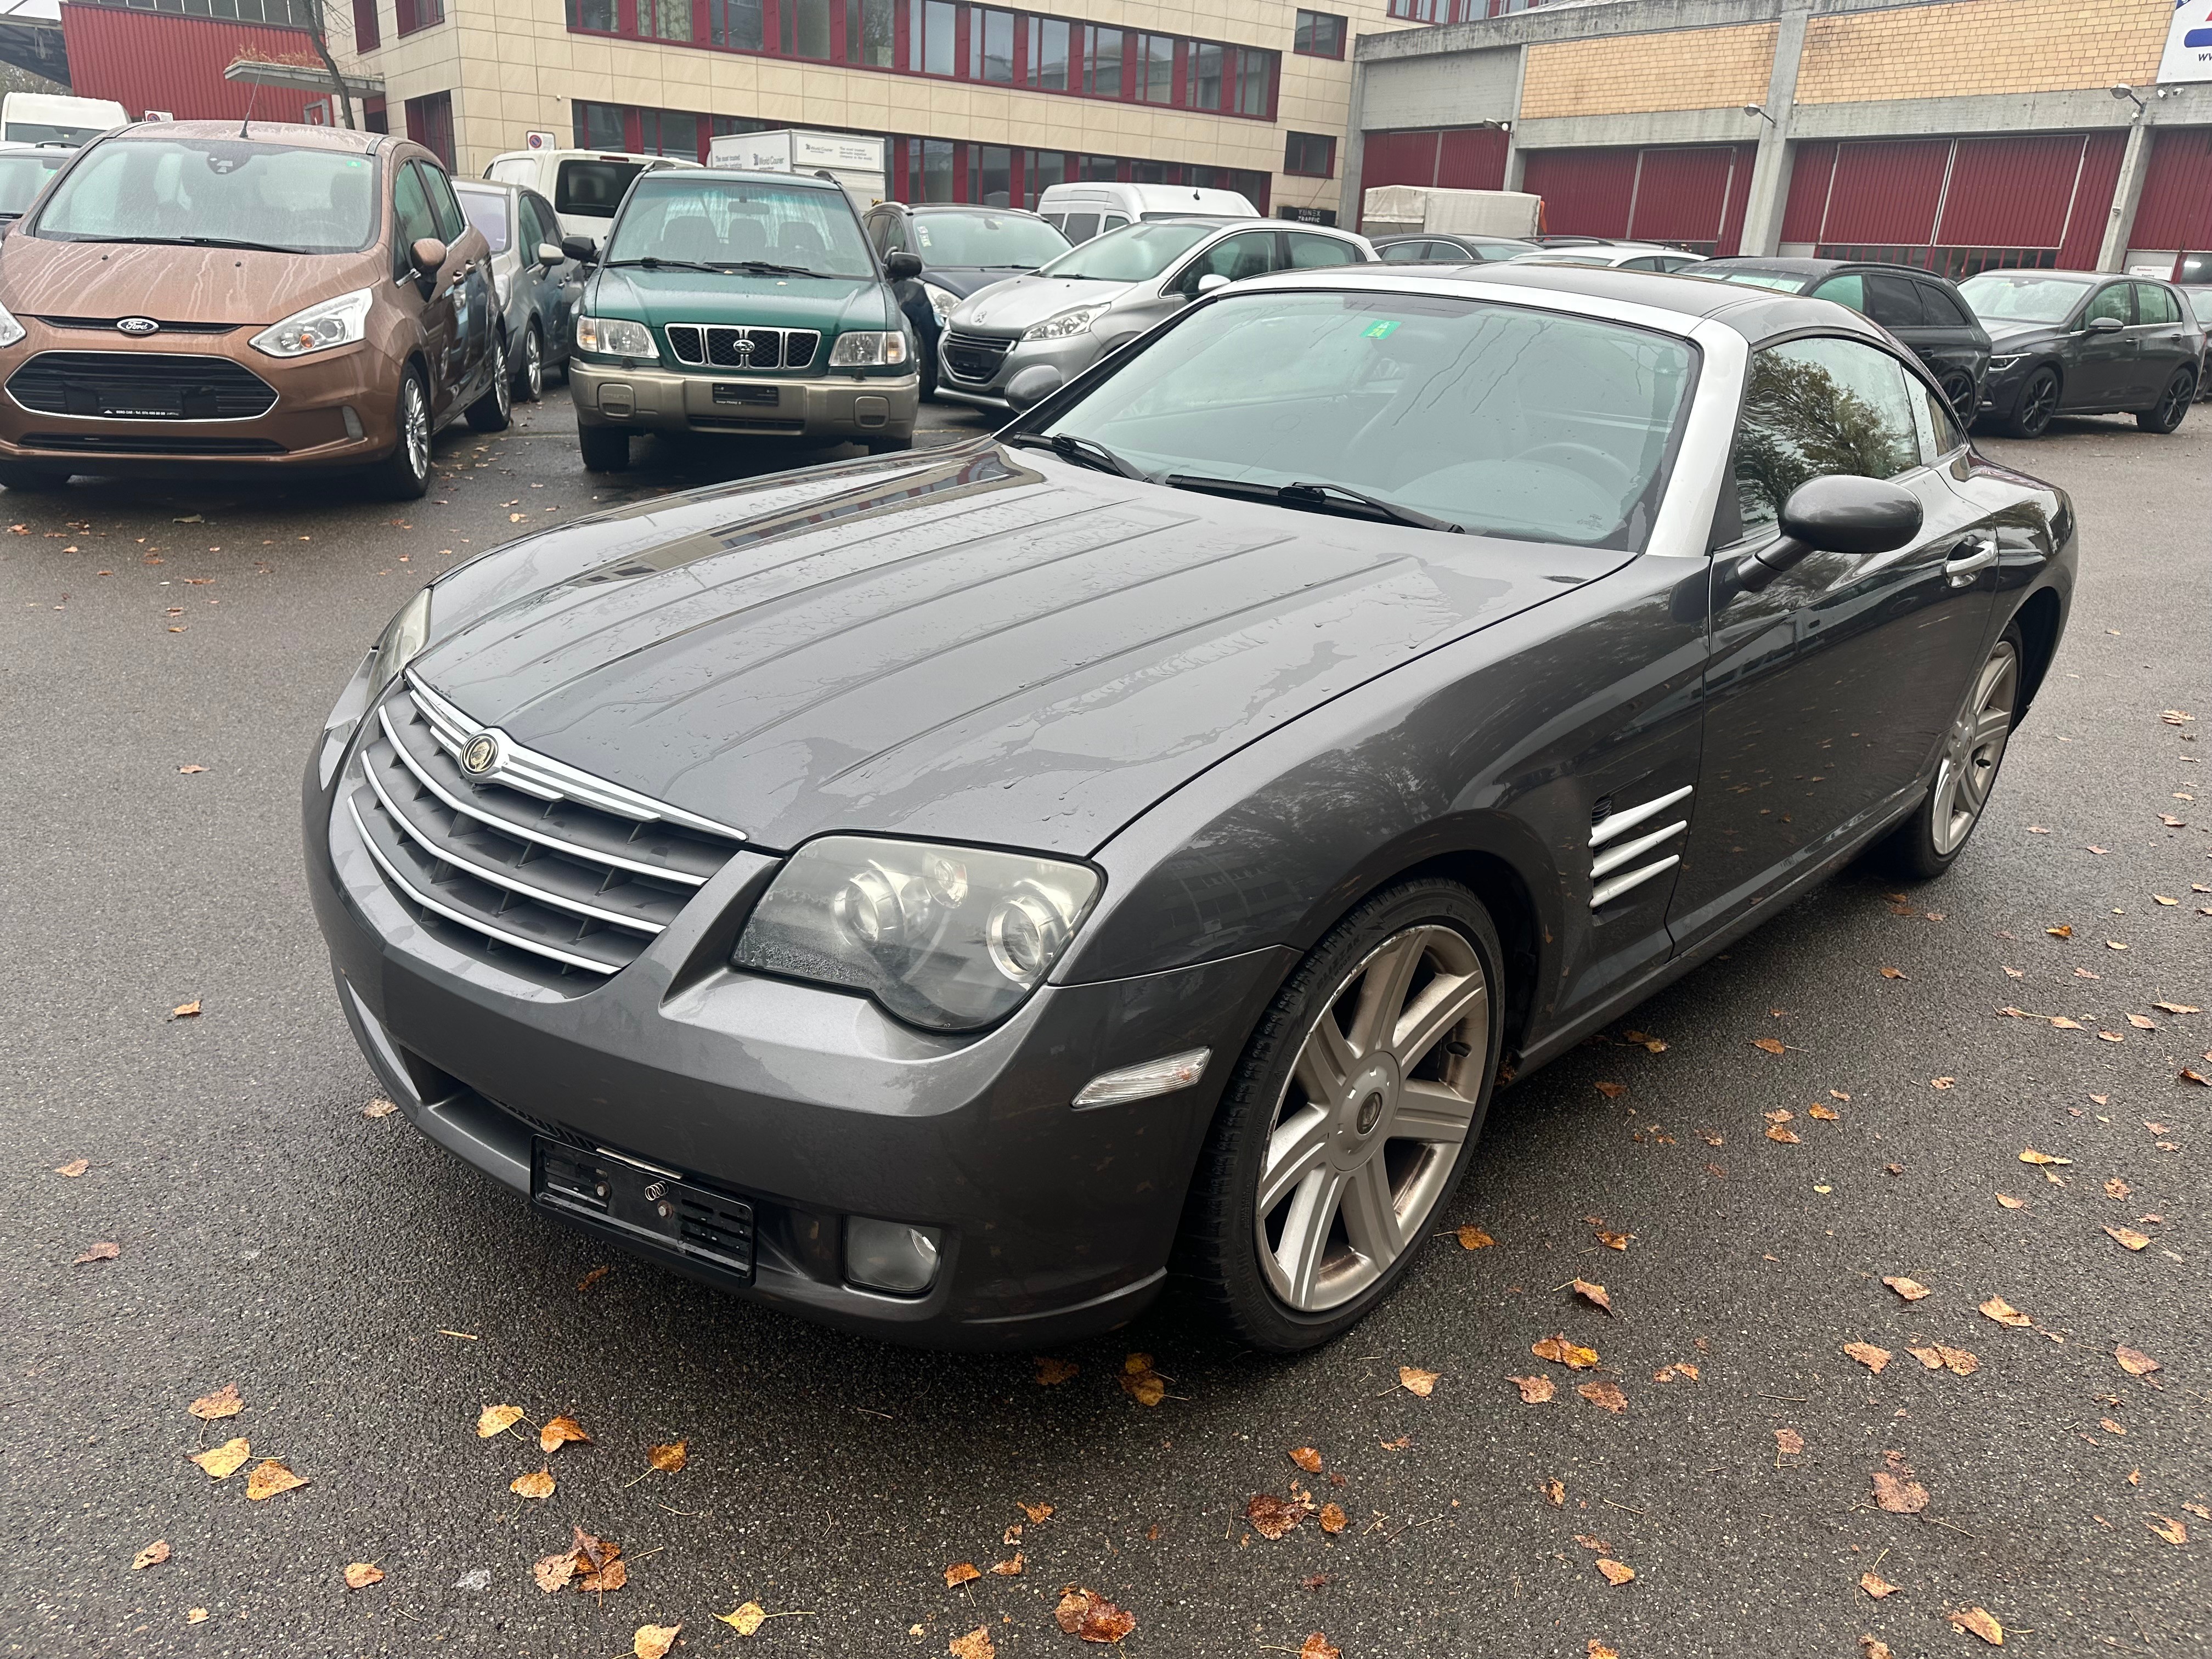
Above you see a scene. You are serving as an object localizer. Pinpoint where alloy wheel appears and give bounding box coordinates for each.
[401,375,430,483]
[1254,924,1489,1312]
[1929,639,2019,856]
[492,339,511,419]
[2158,373,2190,428]
[1940,370,1976,419]
[2018,371,2058,435]
[523,327,543,399]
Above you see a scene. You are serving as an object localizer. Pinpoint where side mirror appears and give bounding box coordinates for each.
[410,236,448,295]
[560,234,599,264]
[2083,313,2124,333]
[1003,364,1064,413]
[883,251,923,282]
[1733,475,1922,594]
[1195,273,1231,295]
[537,241,566,267]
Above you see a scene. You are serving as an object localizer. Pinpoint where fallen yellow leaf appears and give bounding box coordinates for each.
[132,1540,170,1570]
[1948,1605,2004,1645]
[949,1628,996,1659]
[2115,1345,2161,1376]
[1882,1275,1931,1301]
[1860,1572,1898,1598]
[647,1440,687,1474]
[2104,1226,2151,1251]
[1455,1224,1495,1249]
[1532,1335,1600,1369]
[539,1414,591,1453]
[1509,1374,1556,1403]
[1979,1295,2032,1328]
[1398,1365,1440,1396]
[1034,1357,1078,1385]
[1843,1342,1892,1373]
[716,1602,766,1636]
[475,1404,523,1438]
[188,1384,243,1421]
[1596,1558,1635,1585]
[189,1438,250,1479]
[343,1562,383,1589]
[634,1623,681,1658]
[244,1458,307,1501]
[512,1467,556,1500]
[945,1561,981,1587]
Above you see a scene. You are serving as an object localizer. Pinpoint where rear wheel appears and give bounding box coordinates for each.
[2002,367,2059,438]
[466,335,512,432]
[1872,627,2022,880]
[0,462,69,492]
[512,321,544,402]
[2137,368,2194,433]
[578,423,630,472]
[374,366,432,500]
[1181,877,1503,1352]
[1938,368,1977,421]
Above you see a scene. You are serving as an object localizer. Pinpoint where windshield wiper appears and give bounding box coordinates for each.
[1165,474,1463,533]
[602,256,725,275]
[87,234,310,254]
[1003,431,1147,479]
[720,260,837,278]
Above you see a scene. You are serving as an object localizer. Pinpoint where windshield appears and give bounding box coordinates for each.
[605,176,872,274]
[555,158,646,219]
[5,122,106,147]
[1699,269,1807,292]
[455,185,511,252]
[1958,274,2092,325]
[1035,290,1696,550]
[0,149,67,215]
[1513,252,1610,267]
[1038,221,1216,282]
[32,138,377,253]
[2190,291,2212,325]
[910,211,1068,268]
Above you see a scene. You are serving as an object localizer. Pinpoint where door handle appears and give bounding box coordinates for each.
[1943,537,1997,585]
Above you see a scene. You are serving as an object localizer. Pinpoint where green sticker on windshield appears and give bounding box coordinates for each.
[1361,320,1400,338]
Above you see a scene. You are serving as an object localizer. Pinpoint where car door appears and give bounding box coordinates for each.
[1667,332,2000,949]
[420,162,493,394]
[522,194,572,353]
[1103,227,1283,345]
[2130,281,2194,403]
[1283,229,1364,270]
[2064,281,2135,409]
[1909,279,1989,412]
[390,161,464,419]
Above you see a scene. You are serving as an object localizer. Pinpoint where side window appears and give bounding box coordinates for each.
[2083,283,2132,327]
[1730,337,1922,537]
[1060,212,1099,243]
[518,195,546,252]
[1910,372,1967,461]
[417,161,467,243]
[391,161,439,279]
[1862,273,1925,329]
[1102,213,1130,233]
[1619,256,1664,272]
[1810,272,1866,313]
[1918,284,1972,328]
[1172,230,1278,296]
[2133,282,2180,325]
[1285,230,1355,269]
[1379,240,1429,263]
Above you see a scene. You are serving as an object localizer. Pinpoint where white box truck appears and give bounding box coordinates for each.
[1361,185,1542,239]
[2,92,128,148]
[708,129,888,210]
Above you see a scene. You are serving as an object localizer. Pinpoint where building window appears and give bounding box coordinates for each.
[711,0,764,48]
[396,0,444,34]
[404,91,454,169]
[639,108,699,156]
[573,100,625,149]
[978,7,1015,81]
[1079,25,1122,96]
[637,0,692,41]
[1028,17,1069,88]
[781,0,831,57]
[1284,130,1335,178]
[1293,10,1343,57]
[352,0,380,51]
[1133,32,1173,103]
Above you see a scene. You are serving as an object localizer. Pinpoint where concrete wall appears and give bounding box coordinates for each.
[1360,43,1518,129]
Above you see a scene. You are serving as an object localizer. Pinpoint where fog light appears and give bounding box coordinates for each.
[340,404,364,439]
[845,1216,942,1295]
[1073,1047,1210,1109]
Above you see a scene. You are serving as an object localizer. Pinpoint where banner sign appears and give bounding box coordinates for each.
[2160,1,2212,83]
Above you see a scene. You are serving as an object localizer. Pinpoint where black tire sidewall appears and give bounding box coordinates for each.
[2140,370,2193,433]
[2009,370,2058,438]
[1182,877,1505,1353]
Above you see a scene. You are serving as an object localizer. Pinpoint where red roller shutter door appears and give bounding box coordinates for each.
[2131,127,2212,250]
[1780,142,1837,244]
[1821,140,1950,245]
[1627,145,1754,251]
[1358,128,1508,194]
[2054,132,2125,269]
[1521,148,1638,238]
[1936,135,2084,248]
[1435,127,1508,190]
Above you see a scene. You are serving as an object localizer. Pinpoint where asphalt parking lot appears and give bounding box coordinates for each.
[3,391,2207,1659]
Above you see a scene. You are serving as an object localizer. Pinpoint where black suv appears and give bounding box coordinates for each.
[1693,257,1991,417]
[861,202,1071,399]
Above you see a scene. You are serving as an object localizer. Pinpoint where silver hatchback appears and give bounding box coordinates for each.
[454,179,580,401]
[936,218,1375,408]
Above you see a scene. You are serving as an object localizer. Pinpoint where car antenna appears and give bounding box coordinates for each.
[238,80,261,139]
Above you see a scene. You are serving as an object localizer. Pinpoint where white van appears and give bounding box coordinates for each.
[2,93,128,149]
[484,148,701,247]
[1035,181,1258,245]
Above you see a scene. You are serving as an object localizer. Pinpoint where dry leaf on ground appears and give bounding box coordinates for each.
[1318,1503,1347,1535]
[1996,1193,2025,1208]
[1589,1644,1621,1659]
[1652,1361,1700,1382]
[1290,1447,1323,1473]
[539,1414,591,1453]
[991,1554,1024,1577]
[533,1552,578,1594]
[171,1000,202,1018]
[1247,1493,1311,1539]
[73,1241,120,1263]
[1299,1635,1340,1659]
[1544,1480,1566,1506]
[132,1541,170,1570]
[1596,1559,1635,1585]
[1533,1335,1600,1369]
[1882,1276,1931,1301]
[719,1601,770,1636]
[53,1158,89,1177]
[1578,1381,1628,1414]
[1871,1457,1929,1515]
[188,1384,243,1420]
[1808,1103,1840,1120]
[949,1629,996,1659]
[343,1562,383,1589]
[2104,1226,2152,1251]
[512,1468,556,1500]
[1752,1037,1786,1054]
[1035,1357,1078,1385]
[2115,1345,2161,1376]
[1019,1501,1054,1523]
[1054,1588,1136,1643]
[647,1441,687,1473]
[1844,1342,1893,1373]
[1949,1606,2004,1645]
[1596,1229,1632,1250]
[1571,1279,1613,1314]
[1119,1357,1166,1408]
[1455,1224,1495,1249]
[186,1610,207,1625]
[576,1264,611,1291]
[945,1562,982,1588]
[475,1404,524,1438]
[633,1626,680,1659]
[189,1438,250,1479]
[1931,1077,1956,1089]
[1594,1080,1627,1099]
[1766,1125,1801,1144]
[2019,1148,2072,1166]
[1398,1365,1440,1396]
[1860,1571,1899,1598]
[1775,1427,1805,1456]
[1509,1374,1556,1403]
[2147,1515,2190,1545]
[1861,1639,1893,1659]
[1979,1296,2032,1328]
[245,1459,307,1502]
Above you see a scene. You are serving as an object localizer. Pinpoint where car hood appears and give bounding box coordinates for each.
[1983,320,2066,351]
[950,275,1132,332]
[589,266,889,332]
[410,443,1612,857]
[920,265,1042,300]
[0,236,383,324]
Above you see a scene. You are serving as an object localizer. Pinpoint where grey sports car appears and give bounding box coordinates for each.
[306,264,2074,1352]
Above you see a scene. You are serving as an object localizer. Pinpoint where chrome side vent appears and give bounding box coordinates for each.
[1589,783,1692,910]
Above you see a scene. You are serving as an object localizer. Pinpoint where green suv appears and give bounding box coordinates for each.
[565,168,921,470]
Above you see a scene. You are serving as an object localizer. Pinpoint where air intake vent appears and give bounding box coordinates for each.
[1588,784,1692,910]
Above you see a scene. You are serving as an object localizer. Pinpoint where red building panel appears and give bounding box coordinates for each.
[2055,130,2125,269]
[60,2,330,125]
[2129,126,2212,251]
[1627,145,1748,245]
[1716,141,1757,256]
[1820,139,1949,245]
[1937,134,2086,249]
[1433,126,1508,190]
[1521,147,1638,239]
[1779,142,1837,244]
[1357,127,1506,196]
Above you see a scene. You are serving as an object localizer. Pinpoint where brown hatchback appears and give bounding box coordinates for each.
[0,121,510,498]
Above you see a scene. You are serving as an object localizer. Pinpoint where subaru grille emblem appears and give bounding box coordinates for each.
[117,317,159,336]
[733,335,755,366]
[461,733,499,775]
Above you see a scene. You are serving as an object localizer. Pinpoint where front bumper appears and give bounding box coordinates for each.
[934,327,1103,410]
[569,357,919,443]
[303,737,1288,1348]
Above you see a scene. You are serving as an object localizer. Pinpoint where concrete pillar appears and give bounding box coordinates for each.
[1501,43,1529,193]
[1339,56,1370,228]
[2097,118,2155,272]
[1735,5,1809,257]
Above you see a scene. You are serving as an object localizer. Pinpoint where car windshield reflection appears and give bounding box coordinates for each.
[1030,290,1697,550]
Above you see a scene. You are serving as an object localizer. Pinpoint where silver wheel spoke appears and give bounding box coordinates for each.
[1391,1079,1478,1147]
[1295,1015,1357,1109]
[1972,708,2012,746]
[1391,974,1486,1071]
[1273,1167,1346,1307]
[1258,1105,1333,1215]
[1337,1154,1402,1264]
[1348,934,1423,1055]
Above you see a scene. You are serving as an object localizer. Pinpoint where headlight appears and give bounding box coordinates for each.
[920,282,962,326]
[0,298,22,350]
[1986,354,2023,371]
[732,836,1101,1031]
[1023,305,1101,342]
[367,586,432,704]
[575,313,657,358]
[249,287,373,358]
[830,330,910,367]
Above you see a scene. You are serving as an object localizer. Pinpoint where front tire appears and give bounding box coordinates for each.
[1872,627,2022,880]
[919,337,939,402]
[2137,368,2194,433]
[374,366,432,500]
[466,335,512,432]
[1180,877,1504,1352]
[578,423,630,472]
[513,321,544,402]
[1938,369,1977,421]
[2002,368,2059,438]
[0,462,69,491]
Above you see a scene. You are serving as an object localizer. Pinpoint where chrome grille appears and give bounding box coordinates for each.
[347,676,747,981]
[662,323,821,371]
[1588,785,1691,910]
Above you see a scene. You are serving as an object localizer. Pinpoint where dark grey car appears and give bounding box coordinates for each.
[1959,269,2203,437]
[306,266,2074,1352]
[454,179,577,402]
[1372,233,1533,264]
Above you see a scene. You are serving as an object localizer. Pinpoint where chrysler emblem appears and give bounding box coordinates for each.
[461,733,499,775]
[116,317,160,336]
